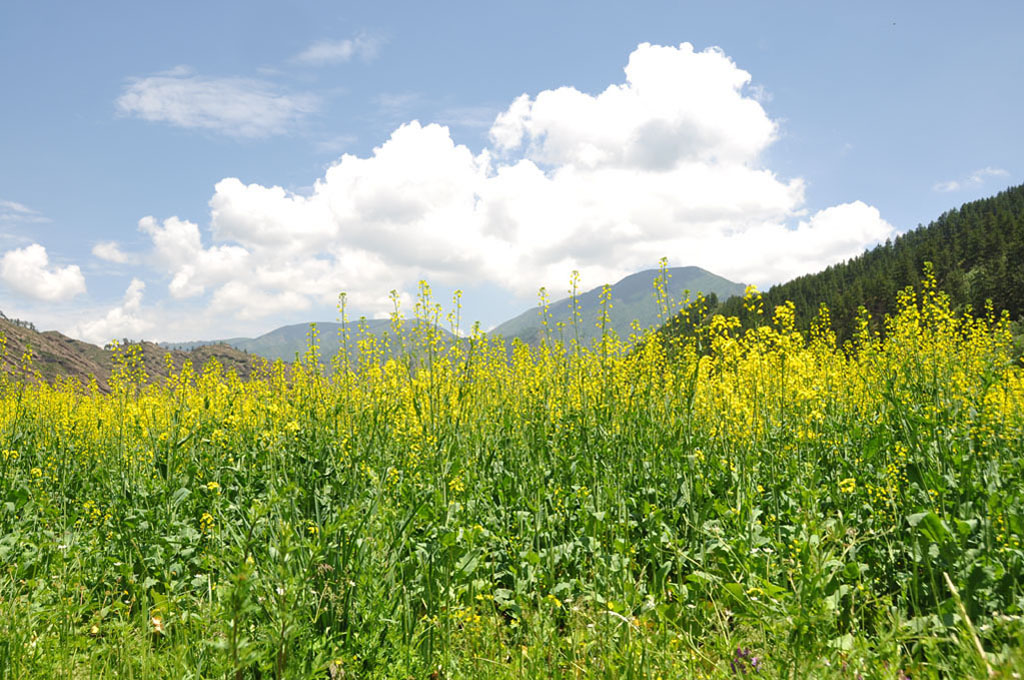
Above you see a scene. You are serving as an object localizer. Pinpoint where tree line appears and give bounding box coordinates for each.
[666,183,1024,345]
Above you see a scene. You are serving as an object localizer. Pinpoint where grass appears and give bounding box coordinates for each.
[1,270,1023,678]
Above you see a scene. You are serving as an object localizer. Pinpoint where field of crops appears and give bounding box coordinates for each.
[2,272,1024,679]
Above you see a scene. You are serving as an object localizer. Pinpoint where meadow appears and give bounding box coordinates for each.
[1,268,1023,679]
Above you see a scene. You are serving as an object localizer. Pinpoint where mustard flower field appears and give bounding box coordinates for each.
[2,271,1024,678]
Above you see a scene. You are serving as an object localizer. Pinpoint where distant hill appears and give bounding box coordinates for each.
[490,266,746,346]
[163,267,743,361]
[163,318,457,365]
[664,183,1024,344]
[0,316,267,392]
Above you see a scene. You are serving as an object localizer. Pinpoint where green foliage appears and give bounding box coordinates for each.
[2,271,1024,678]
[668,183,1024,345]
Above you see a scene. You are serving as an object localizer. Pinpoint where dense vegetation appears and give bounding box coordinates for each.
[2,272,1023,679]
[685,184,1024,345]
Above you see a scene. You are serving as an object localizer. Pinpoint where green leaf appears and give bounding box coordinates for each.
[828,633,855,651]
[454,552,479,576]
[908,511,951,544]
[170,487,191,507]
[722,582,746,606]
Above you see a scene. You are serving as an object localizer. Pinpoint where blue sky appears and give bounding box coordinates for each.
[1,0,1021,343]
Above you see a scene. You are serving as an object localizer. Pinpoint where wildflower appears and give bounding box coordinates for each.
[151,615,164,634]
[730,647,760,674]
[205,481,221,493]
[839,478,856,494]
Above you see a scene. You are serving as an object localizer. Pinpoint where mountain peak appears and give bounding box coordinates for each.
[491,266,745,345]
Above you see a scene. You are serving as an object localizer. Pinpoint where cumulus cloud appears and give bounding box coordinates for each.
[934,166,1009,192]
[293,34,381,64]
[702,201,893,284]
[491,43,776,169]
[1,244,86,301]
[136,42,894,321]
[116,67,318,138]
[138,216,250,298]
[92,241,131,264]
[71,278,152,345]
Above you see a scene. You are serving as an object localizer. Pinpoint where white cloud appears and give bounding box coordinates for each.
[970,167,1009,183]
[1,244,86,301]
[492,43,776,169]
[116,67,318,138]
[71,278,152,345]
[138,216,249,298]
[293,34,381,64]
[702,201,893,284]
[0,200,32,213]
[210,281,312,320]
[934,166,1009,192]
[0,199,50,224]
[135,42,894,322]
[92,241,131,264]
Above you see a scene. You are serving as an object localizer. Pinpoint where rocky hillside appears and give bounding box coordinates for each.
[0,316,268,392]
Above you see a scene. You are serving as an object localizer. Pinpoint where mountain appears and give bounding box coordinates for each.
[164,267,743,361]
[490,266,746,346]
[665,183,1024,344]
[0,315,267,392]
[163,318,457,364]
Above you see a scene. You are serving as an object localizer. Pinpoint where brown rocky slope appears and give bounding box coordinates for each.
[0,316,270,392]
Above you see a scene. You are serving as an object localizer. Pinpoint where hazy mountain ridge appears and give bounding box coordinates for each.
[490,266,746,345]
[161,266,745,360]
[161,318,457,364]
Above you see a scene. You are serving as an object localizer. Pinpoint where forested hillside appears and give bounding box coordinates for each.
[676,184,1024,343]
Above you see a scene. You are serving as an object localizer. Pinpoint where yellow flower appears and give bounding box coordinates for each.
[839,477,856,494]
